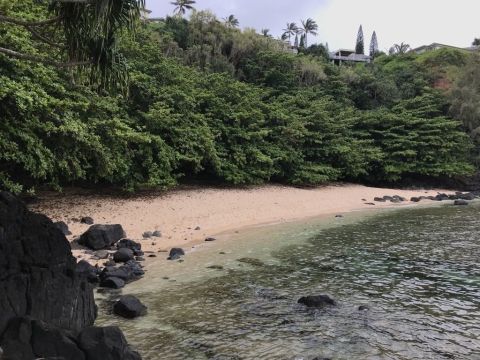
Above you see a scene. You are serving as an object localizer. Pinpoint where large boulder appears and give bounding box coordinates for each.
[0,192,142,360]
[0,191,96,336]
[113,296,147,319]
[1,317,85,360]
[298,295,336,308]
[77,326,142,360]
[78,225,126,250]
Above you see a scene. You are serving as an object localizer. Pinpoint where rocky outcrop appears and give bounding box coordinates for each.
[0,192,141,359]
[0,191,96,336]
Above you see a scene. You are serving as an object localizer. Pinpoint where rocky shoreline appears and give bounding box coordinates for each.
[0,192,143,360]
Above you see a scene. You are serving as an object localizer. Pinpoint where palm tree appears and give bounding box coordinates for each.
[0,0,145,90]
[300,18,318,47]
[282,22,298,45]
[170,0,196,16]
[261,28,272,38]
[389,42,411,55]
[223,14,239,28]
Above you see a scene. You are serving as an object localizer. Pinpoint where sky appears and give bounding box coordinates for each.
[147,0,480,51]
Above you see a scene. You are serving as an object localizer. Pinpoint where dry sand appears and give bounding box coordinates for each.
[30,184,454,264]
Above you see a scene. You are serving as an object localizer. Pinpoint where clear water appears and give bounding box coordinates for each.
[96,204,480,360]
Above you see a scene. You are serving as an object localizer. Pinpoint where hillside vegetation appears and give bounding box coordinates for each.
[0,2,477,193]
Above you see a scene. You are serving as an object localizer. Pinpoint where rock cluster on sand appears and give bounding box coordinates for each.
[0,192,141,360]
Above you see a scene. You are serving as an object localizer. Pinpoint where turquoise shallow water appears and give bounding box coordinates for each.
[96,204,480,360]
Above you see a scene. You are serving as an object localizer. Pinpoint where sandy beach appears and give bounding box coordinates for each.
[29,183,455,264]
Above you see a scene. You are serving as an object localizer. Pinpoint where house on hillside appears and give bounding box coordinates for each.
[411,42,479,54]
[329,49,371,65]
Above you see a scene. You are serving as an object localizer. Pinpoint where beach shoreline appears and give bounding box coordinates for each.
[29,183,458,265]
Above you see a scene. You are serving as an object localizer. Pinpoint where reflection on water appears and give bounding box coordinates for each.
[96,204,480,359]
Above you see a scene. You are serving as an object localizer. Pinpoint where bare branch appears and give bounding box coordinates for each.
[0,47,91,67]
[0,14,62,27]
[26,26,65,49]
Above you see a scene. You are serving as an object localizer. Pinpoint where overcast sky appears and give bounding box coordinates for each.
[147,0,480,51]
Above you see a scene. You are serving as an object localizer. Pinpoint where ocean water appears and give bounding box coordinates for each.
[96,204,480,360]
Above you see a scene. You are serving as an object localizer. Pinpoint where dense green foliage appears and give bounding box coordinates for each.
[0,2,476,193]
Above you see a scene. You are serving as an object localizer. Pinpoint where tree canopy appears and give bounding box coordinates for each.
[0,2,476,193]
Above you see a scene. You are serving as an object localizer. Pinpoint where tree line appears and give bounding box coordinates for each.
[0,0,477,193]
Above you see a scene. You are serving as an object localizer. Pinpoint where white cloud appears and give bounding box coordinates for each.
[315,0,480,51]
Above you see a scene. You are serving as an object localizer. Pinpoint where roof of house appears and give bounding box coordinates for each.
[329,49,371,62]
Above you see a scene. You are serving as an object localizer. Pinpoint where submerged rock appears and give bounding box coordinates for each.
[237,258,265,267]
[79,224,126,250]
[298,295,336,308]
[168,248,185,260]
[454,200,469,206]
[113,296,147,319]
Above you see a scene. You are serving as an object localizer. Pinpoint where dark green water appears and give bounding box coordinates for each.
[97,204,480,360]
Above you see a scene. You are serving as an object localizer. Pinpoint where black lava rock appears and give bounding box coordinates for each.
[113,296,147,319]
[117,239,142,252]
[54,221,72,236]
[78,224,126,250]
[77,326,142,360]
[113,248,134,263]
[75,260,100,283]
[0,192,96,335]
[81,217,95,225]
[167,248,185,260]
[298,295,336,308]
[100,277,126,289]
